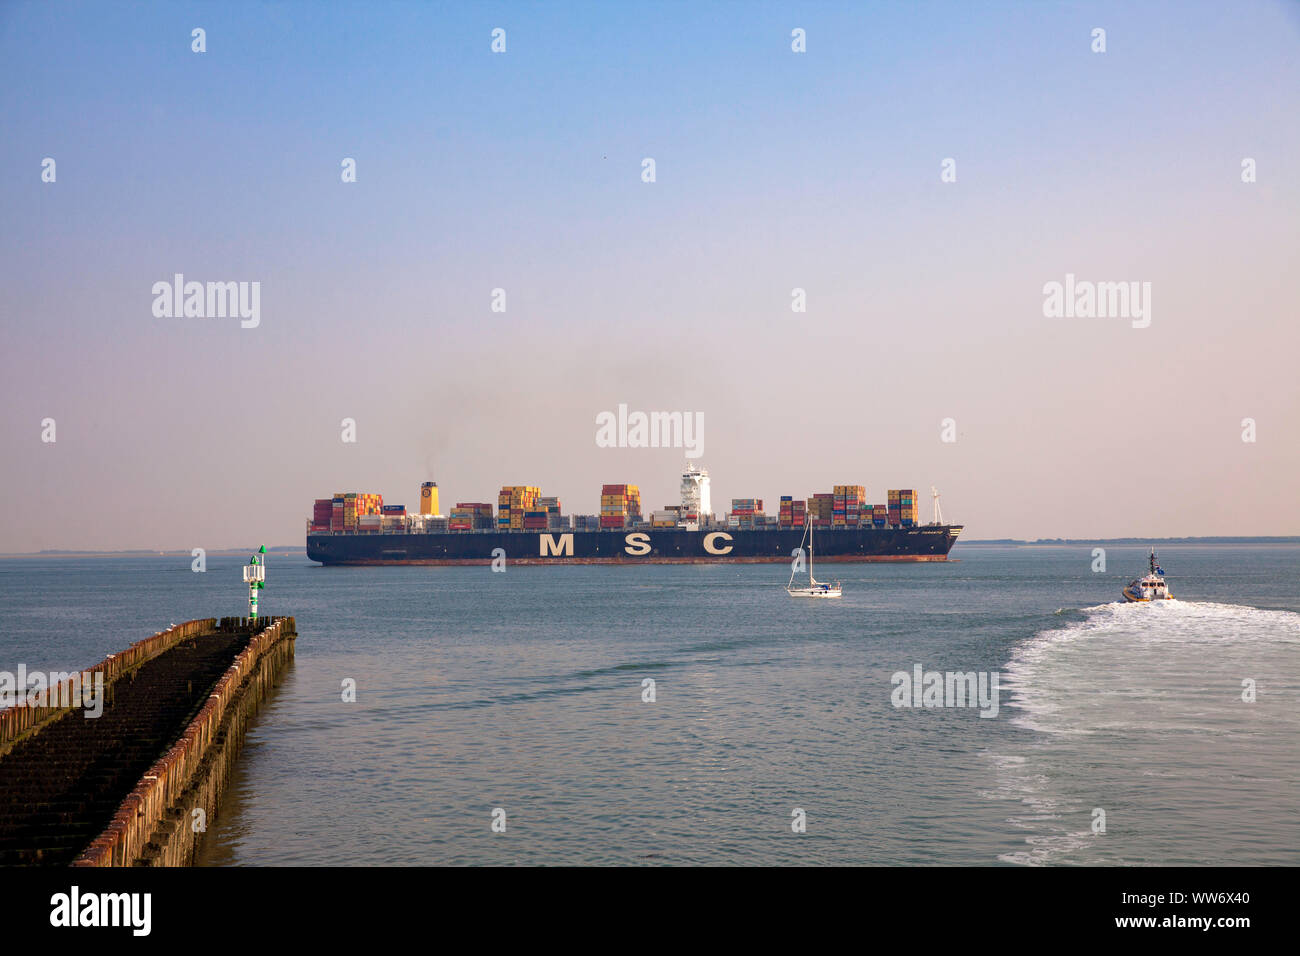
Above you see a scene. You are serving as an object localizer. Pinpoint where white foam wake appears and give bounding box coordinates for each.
[1004,601,1300,735]
[989,600,1300,865]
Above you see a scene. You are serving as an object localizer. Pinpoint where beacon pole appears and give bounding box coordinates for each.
[243,545,266,621]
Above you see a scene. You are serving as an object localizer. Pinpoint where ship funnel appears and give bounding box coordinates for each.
[420,481,440,516]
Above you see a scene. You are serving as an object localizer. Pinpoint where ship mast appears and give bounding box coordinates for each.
[931,486,944,526]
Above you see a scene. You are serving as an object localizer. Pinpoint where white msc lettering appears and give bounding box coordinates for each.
[624,532,651,556]
[704,532,733,555]
[539,533,573,557]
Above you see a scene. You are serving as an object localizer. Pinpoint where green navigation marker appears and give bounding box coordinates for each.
[243,546,267,620]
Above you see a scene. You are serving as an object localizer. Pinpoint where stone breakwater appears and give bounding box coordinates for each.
[0,616,296,866]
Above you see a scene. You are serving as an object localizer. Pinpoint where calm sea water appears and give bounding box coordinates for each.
[2,545,1296,866]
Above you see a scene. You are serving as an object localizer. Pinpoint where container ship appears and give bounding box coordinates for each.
[305,465,962,566]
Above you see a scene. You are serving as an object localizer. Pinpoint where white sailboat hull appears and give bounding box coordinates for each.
[787,586,842,598]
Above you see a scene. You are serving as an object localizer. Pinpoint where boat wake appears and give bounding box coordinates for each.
[988,600,1300,865]
[1005,600,1299,735]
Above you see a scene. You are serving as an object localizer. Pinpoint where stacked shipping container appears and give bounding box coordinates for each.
[832,485,867,528]
[311,498,332,534]
[536,495,565,531]
[902,489,918,526]
[807,493,834,527]
[379,504,407,533]
[644,503,684,529]
[339,492,384,532]
[311,479,928,535]
[777,496,807,529]
[450,502,494,531]
[600,484,641,529]
[497,486,549,531]
[728,498,764,529]
[887,489,919,527]
[650,510,677,528]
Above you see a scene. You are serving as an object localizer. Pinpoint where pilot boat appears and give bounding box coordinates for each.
[1122,549,1172,602]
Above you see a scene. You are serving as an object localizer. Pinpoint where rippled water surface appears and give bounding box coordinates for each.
[2,545,1296,865]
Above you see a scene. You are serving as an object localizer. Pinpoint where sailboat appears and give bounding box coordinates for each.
[787,518,842,598]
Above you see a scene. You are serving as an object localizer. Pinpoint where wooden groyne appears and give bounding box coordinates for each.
[0,616,295,866]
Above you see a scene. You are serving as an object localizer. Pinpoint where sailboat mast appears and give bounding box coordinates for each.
[789,517,808,589]
[808,518,814,580]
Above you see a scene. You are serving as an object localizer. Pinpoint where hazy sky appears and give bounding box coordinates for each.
[2,1,1298,551]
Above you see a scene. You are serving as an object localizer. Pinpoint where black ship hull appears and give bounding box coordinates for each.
[306,525,963,565]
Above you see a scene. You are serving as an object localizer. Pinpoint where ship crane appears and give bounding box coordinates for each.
[930,486,945,526]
